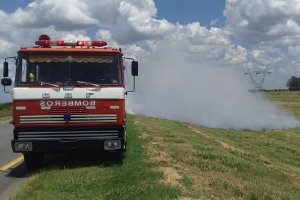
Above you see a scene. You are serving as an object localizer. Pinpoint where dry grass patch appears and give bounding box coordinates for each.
[139,132,149,139]
[218,141,245,154]
[149,150,173,163]
[186,125,212,139]
[178,197,194,200]
[146,137,172,163]
[290,174,300,189]
[160,166,182,187]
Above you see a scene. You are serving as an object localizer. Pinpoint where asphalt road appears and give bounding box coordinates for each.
[0,121,27,200]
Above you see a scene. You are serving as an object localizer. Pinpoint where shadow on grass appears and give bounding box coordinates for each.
[44,152,124,169]
[7,152,124,178]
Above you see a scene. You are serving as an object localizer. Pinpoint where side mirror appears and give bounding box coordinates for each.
[1,78,12,86]
[131,61,138,76]
[3,61,9,77]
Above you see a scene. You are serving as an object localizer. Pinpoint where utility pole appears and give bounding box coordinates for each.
[244,65,272,92]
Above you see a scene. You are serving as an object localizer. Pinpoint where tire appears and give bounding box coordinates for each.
[23,152,44,169]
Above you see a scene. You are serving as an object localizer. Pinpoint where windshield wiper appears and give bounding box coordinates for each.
[38,81,60,87]
[76,81,101,87]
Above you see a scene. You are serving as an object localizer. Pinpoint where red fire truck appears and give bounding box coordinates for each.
[1,35,138,168]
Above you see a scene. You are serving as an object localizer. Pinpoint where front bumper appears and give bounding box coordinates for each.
[12,126,126,153]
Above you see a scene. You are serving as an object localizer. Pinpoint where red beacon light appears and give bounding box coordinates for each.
[35,34,107,47]
[77,41,85,46]
[77,41,107,47]
[35,34,51,47]
[35,40,50,47]
[91,41,107,47]
[55,40,65,46]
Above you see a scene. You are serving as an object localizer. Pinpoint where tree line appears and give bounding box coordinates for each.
[286,76,300,91]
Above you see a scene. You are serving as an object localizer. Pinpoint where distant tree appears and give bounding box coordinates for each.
[286,76,300,91]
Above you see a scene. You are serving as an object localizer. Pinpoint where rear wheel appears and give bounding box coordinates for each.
[23,152,44,169]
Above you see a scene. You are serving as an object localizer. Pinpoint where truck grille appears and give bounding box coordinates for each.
[19,114,117,124]
[50,106,87,115]
[17,130,119,140]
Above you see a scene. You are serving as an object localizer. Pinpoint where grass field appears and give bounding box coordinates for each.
[6,92,300,200]
[265,91,300,120]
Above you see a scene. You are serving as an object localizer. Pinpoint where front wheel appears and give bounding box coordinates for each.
[23,152,44,169]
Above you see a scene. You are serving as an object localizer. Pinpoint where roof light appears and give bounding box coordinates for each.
[56,40,65,46]
[92,41,107,47]
[35,34,108,47]
[77,41,107,47]
[77,41,85,46]
[39,34,51,41]
[35,40,50,46]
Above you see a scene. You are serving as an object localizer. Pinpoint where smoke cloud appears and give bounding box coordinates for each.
[126,48,300,131]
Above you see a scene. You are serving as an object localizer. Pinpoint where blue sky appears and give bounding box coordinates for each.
[0,0,30,12]
[154,0,225,27]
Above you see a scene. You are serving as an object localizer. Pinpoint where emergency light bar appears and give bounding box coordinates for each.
[35,34,107,47]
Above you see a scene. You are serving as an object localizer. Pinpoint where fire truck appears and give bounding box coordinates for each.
[1,34,138,168]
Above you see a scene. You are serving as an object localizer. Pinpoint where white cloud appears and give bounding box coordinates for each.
[119,1,174,37]
[3,0,175,44]
[10,0,98,29]
[225,45,248,64]
[182,23,230,45]
[224,0,300,45]
[288,45,300,56]
[210,19,219,26]
[0,39,18,56]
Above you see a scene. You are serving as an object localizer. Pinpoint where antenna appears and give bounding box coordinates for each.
[244,65,272,92]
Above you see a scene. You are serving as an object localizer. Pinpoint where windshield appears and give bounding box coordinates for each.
[15,54,122,86]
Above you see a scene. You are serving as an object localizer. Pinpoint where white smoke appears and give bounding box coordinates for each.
[126,48,300,131]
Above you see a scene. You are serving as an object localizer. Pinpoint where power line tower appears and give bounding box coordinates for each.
[244,65,272,91]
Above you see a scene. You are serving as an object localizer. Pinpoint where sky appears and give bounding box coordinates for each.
[0,0,300,130]
[154,0,225,27]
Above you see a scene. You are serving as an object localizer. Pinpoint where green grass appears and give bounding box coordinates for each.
[0,102,12,120]
[7,91,300,200]
[130,117,300,199]
[9,120,180,200]
[264,91,300,120]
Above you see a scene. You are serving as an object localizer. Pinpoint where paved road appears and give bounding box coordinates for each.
[0,121,27,200]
